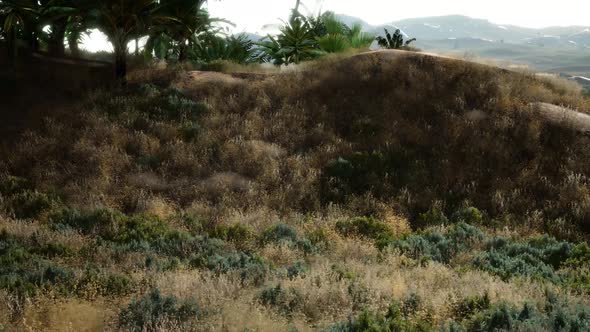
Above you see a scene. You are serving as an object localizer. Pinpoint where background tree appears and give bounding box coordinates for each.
[78,0,176,82]
[376,28,416,50]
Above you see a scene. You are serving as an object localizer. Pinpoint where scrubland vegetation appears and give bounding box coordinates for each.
[0,50,590,330]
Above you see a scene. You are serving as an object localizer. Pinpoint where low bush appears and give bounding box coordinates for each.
[327,301,433,332]
[390,222,484,263]
[474,235,573,282]
[259,284,303,316]
[208,223,255,249]
[49,208,125,237]
[451,207,484,225]
[0,176,58,219]
[261,224,316,254]
[119,289,200,332]
[450,293,491,321]
[0,230,75,296]
[463,296,590,332]
[417,207,449,228]
[336,217,395,248]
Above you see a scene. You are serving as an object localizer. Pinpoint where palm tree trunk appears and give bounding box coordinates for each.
[135,38,139,57]
[68,34,80,57]
[178,39,188,62]
[113,38,128,84]
[49,20,68,56]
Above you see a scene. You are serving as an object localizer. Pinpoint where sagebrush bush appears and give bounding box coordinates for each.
[327,300,433,332]
[390,222,484,263]
[119,289,200,332]
[336,217,396,249]
[261,224,316,254]
[0,230,75,296]
[259,284,303,316]
[474,235,573,282]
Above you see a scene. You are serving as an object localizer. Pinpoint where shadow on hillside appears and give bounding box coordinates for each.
[0,43,117,143]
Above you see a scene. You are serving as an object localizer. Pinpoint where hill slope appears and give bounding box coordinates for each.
[1,52,590,330]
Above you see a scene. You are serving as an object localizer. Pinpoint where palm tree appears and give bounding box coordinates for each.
[0,0,41,53]
[157,0,206,61]
[376,28,416,50]
[1,0,76,58]
[77,0,176,82]
[276,15,323,65]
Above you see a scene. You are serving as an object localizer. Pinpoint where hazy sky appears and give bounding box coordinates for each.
[207,0,589,33]
[81,0,589,52]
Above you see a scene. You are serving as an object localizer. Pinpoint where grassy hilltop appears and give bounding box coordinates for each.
[2,51,590,331]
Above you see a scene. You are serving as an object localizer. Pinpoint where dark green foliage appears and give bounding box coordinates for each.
[0,175,58,219]
[0,176,32,196]
[451,293,492,321]
[327,301,432,332]
[49,208,124,237]
[208,223,254,249]
[259,284,303,316]
[0,230,75,296]
[390,222,484,263]
[336,217,395,248]
[255,14,324,66]
[51,207,269,282]
[8,190,55,219]
[451,207,484,225]
[418,207,449,228]
[286,261,307,279]
[261,223,316,254]
[474,236,573,282]
[119,289,199,332]
[463,296,590,332]
[191,34,255,65]
[376,29,416,50]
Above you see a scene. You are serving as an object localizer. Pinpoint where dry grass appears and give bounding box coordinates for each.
[2,52,590,330]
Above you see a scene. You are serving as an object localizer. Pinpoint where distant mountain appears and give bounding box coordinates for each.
[342,15,590,49]
[331,14,590,82]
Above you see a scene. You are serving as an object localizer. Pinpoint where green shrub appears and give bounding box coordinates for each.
[119,289,199,332]
[0,231,75,296]
[259,284,303,316]
[286,261,307,280]
[5,190,57,219]
[450,293,491,321]
[418,207,449,228]
[0,176,32,196]
[390,222,484,263]
[209,223,254,248]
[462,296,590,332]
[336,217,395,248]
[49,208,125,237]
[327,301,432,332]
[452,207,484,225]
[474,235,573,282]
[261,224,316,254]
[114,214,171,245]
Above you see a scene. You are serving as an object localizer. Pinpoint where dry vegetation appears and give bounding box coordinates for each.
[2,51,590,331]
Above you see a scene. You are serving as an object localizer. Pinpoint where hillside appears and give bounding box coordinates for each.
[2,52,590,330]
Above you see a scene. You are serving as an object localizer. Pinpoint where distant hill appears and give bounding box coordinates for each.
[333,14,590,84]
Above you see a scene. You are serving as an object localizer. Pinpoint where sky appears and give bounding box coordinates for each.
[81,0,590,52]
[207,0,590,33]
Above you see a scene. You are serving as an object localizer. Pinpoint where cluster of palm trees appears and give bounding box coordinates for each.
[0,0,417,82]
[0,0,213,81]
[255,7,376,66]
